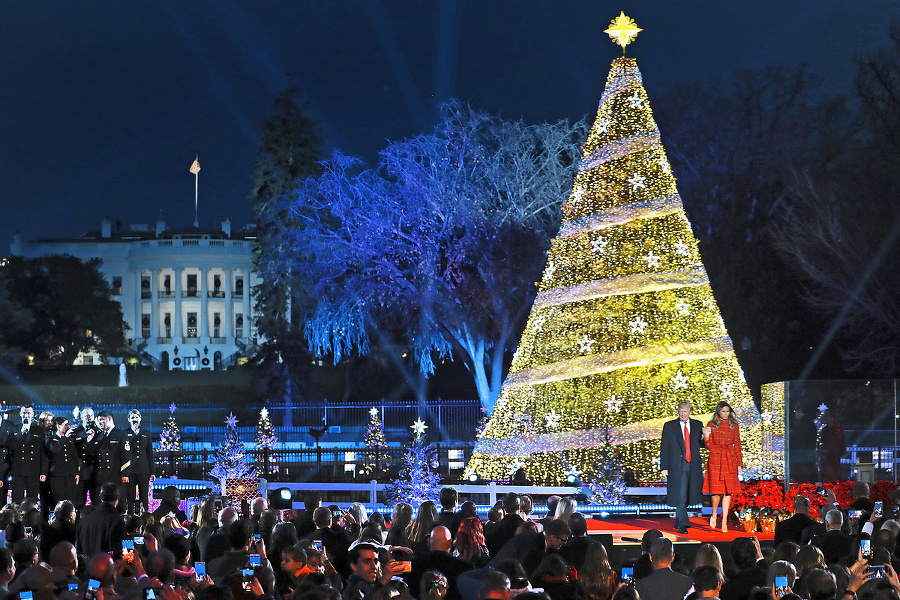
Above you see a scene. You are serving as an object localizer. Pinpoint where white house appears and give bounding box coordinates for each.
[10,219,259,370]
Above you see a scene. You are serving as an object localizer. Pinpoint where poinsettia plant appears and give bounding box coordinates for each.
[732,479,897,517]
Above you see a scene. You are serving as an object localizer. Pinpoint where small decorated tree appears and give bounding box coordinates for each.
[385,419,441,508]
[159,403,182,478]
[210,413,256,492]
[361,406,389,478]
[256,407,278,476]
[586,439,628,505]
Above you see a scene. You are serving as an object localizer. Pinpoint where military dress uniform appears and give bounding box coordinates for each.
[123,427,153,513]
[0,415,14,507]
[87,427,130,503]
[74,423,99,505]
[8,423,48,503]
[47,431,82,508]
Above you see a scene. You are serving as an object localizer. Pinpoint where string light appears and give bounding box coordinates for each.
[464,54,784,485]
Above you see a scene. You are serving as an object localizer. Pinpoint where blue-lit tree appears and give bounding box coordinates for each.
[210,413,256,491]
[265,104,585,413]
[386,420,441,508]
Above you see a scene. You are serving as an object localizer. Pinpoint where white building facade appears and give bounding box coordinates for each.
[10,219,259,370]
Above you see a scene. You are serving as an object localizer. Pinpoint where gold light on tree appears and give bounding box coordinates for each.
[464,14,784,485]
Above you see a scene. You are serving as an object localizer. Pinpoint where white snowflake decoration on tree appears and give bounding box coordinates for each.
[545,261,557,279]
[675,299,691,316]
[605,395,622,412]
[673,240,689,256]
[628,316,647,334]
[596,116,611,133]
[672,370,690,390]
[545,410,561,429]
[627,173,646,191]
[645,251,660,268]
[628,90,644,108]
[658,155,671,174]
[591,236,607,254]
[577,337,595,354]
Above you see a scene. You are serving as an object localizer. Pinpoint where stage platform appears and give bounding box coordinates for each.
[586,514,776,545]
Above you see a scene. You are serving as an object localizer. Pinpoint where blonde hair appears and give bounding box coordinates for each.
[694,543,724,575]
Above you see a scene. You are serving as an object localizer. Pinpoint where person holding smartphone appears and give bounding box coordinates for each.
[810,509,853,565]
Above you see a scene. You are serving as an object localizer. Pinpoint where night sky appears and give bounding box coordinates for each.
[2,2,898,249]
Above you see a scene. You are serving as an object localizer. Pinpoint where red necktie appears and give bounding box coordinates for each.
[684,422,691,462]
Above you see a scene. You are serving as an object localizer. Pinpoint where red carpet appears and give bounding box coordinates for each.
[586,515,776,544]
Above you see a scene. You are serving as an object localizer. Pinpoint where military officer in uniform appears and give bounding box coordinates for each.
[48,416,81,508]
[124,409,153,514]
[74,407,99,505]
[86,411,130,507]
[8,404,48,503]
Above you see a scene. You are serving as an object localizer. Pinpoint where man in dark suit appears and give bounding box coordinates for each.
[485,492,523,556]
[291,492,321,539]
[558,513,598,570]
[635,537,693,600]
[719,537,766,600]
[438,487,464,540]
[811,509,853,564]
[303,506,352,578]
[403,525,473,600]
[8,404,48,504]
[47,417,81,509]
[774,495,818,546]
[76,482,126,558]
[660,401,705,533]
[86,411,130,507]
[124,409,153,514]
[490,518,572,576]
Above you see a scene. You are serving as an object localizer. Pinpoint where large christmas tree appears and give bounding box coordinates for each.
[465,14,771,485]
[159,403,181,452]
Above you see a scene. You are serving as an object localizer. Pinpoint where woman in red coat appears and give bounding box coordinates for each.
[702,401,743,532]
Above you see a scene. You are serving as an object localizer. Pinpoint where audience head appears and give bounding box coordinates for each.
[0,548,13,584]
[219,506,237,528]
[694,543,724,574]
[641,529,664,553]
[693,565,724,595]
[774,541,801,564]
[793,545,827,577]
[854,481,870,499]
[767,560,798,589]
[144,549,176,584]
[731,537,759,570]
[421,569,449,600]
[88,553,116,587]
[554,497,577,522]
[440,487,459,511]
[348,543,381,584]
[649,537,675,568]
[281,545,307,575]
[313,507,333,529]
[11,539,38,567]
[793,495,811,514]
[227,519,253,551]
[49,542,78,576]
[348,502,367,526]
[100,482,119,505]
[391,503,414,530]
[478,570,511,600]
[805,568,837,600]
[163,534,191,566]
[519,494,534,517]
[825,509,843,529]
[501,493,520,515]
[546,496,561,518]
[543,519,571,551]
[568,513,588,537]
[429,525,452,552]
[304,492,322,511]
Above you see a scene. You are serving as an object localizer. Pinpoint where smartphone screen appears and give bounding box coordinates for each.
[312,540,323,551]
[775,576,788,590]
[68,583,79,592]
[876,501,884,517]
[862,539,872,557]
[133,536,145,545]
[868,565,886,578]
[195,562,206,577]
[249,554,261,566]
[122,539,135,562]
[621,566,634,583]
[23,526,32,537]
[88,578,101,592]
[143,589,160,600]
[20,592,33,600]
[241,569,254,577]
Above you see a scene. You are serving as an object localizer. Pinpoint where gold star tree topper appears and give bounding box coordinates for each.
[604,12,642,51]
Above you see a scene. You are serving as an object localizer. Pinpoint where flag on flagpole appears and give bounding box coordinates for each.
[190,158,201,174]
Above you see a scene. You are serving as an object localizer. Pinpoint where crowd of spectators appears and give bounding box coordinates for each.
[4,482,900,600]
